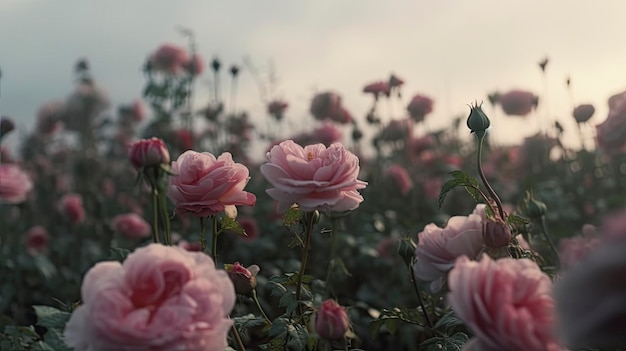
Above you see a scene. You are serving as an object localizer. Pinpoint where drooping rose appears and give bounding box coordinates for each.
[260,140,367,213]
[167,150,256,217]
[413,207,484,292]
[315,299,350,340]
[59,193,86,224]
[406,94,434,122]
[385,164,413,195]
[498,89,539,116]
[111,213,151,240]
[128,138,170,169]
[64,244,236,351]
[449,255,563,351]
[0,164,33,204]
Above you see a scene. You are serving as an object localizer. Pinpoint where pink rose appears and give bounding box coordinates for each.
[311,122,343,147]
[385,164,413,195]
[596,94,626,154]
[149,44,190,75]
[111,213,151,240]
[406,94,434,122]
[128,138,170,169]
[379,118,413,142]
[168,150,256,217]
[558,234,599,270]
[59,193,86,224]
[448,255,563,351]
[363,81,391,97]
[25,225,49,255]
[315,299,350,340]
[185,54,204,76]
[413,209,484,292]
[497,89,539,117]
[0,164,33,204]
[267,100,288,121]
[260,140,367,213]
[64,244,236,351]
[225,262,259,295]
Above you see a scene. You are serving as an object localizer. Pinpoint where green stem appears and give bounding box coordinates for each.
[325,218,341,296]
[476,133,505,220]
[158,191,171,245]
[408,263,433,329]
[252,289,272,325]
[212,215,219,266]
[199,217,207,254]
[230,324,246,351]
[151,186,160,244]
[295,211,316,314]
[539,216,559,262]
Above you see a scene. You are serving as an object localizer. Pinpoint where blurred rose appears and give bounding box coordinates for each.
[311,122,343,147]
[413,207,484,292]
[172,128,194,151]
[111,213,151,240]
[0,164,33,204]
[363,81,391,97]
[64,82,111,131]
[260,140,367,213]
[378,118,413,142]
[406,94,434,123]
[315,299,350,340]
[422,178,442,200]
[267,100,288,121]
[149,44,190,75]
[25,226,49,255]
[572,104,595,123]
[59,193,86,224]
[596,92,626,154]
[35,101,65,135]
[236,216,260,241]
[310,92,352,124]
[497,89,539,116]
[559,234,599,271]
[128,138,170,169]
[385,164,413,195]
[64,244,235,351]
[168,150,256,217]
[449,255,563,351]
[555,240,626,350]
[185,54,204,76]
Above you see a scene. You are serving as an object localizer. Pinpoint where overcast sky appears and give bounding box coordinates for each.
[1,1,625,157]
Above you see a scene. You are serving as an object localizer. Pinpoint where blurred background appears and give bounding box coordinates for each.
[1,0,625,159]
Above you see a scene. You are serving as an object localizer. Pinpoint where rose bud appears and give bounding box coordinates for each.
[225,262,259,295]
[483,219,512,248]
[315,299,350,340]
[128,138,170,169]
[466,102,491,136]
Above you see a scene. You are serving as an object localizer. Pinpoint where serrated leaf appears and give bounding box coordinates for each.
[108,247,130,262]
[268,317,291,338]
[433,310,464,333]
[286,323,308,350]
[283,206,303,227]
[279,292,299,315]
[439,171,482,208]
[220,217,246,236]
[420,332,469,351]
[268,282,287,297]
[33,306,71,329]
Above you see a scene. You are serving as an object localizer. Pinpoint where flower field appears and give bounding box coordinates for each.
[0,42,625,351]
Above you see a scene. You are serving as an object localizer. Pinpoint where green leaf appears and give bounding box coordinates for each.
[220,217,246,236]
[33,306,71,329]
[42,328,71,351]
[507,214,530,227]
[283,206,303,227]
[419,332,469,351]
[233,314,267,329]
[268,317,290,338]
[33,255,57,279]
[268,282,287,297]
[108,247,130,263]
[286,323,309,350]
[30,341,56,351]
[438,171,482,208]
[433,310,464,333]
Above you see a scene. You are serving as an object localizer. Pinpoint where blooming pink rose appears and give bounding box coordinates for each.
[413,209,484,292]
[497,89,539,116]
[407,94,434,122]
[24,226,49,255]
[0,164,33,204]
[111,213,151,240]
[315,299,350,340]
[149,44,190,75]
[168,150,256,217]
[59,193,86,224]
[64,244,236,351]
[572,104,595,123]
[449,255,563,351]
[385,164,413,195]
[260,140,367,213]
[128,138,170,169]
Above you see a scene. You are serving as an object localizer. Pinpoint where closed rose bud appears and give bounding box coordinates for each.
[225,262,259,295]
[128,138,170,169]
[466,103,491,136]
[526,197,547,219]
[484,219,512,248]
[315,299,350,340]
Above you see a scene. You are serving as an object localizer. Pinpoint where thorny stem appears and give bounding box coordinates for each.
[295,211,316,314]
[476,133,505,220]
[408,263,433,329]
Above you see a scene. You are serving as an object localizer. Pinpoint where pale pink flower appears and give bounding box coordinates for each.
[311,122,343,147]
[59,193,86,224]
[385,164,413,195]
[111,213,151,240]
[406,94,434,122]
[64,244,236,351]
[167,151,256,217]
[559,235,599,270]
[128,138,170,169]
[448,255,563,351]
[497,89,539,117]
[260,140,367,213]
[315,299,350,340]
[25,226,49,255]
[149,44,190,75]
[0,164,33,204]
[413,208,484,292]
